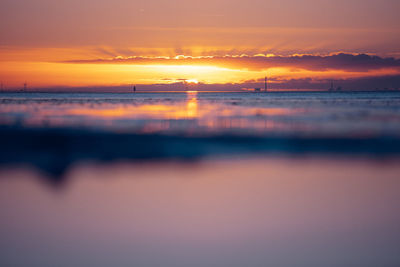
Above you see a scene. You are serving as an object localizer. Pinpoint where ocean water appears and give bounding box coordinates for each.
[1,91,400,137]
[1,91,400,267]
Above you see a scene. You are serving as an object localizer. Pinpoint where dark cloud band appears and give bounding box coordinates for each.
[64,53,400,72]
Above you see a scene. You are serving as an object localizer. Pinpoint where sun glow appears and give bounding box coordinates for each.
[1,53,399,90]
[185,79,199,84]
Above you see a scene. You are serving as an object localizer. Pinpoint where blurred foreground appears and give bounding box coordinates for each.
[1,91,400,266]
[1,91,400,175]
[1,157,400,267]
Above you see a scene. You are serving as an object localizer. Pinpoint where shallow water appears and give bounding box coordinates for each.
[1,91,400,266]
[1,157,400,267]
[1,91,400,137]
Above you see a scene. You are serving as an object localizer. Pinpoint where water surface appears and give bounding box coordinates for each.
[1,91,400,137]
[1,91,400,266]
[1,157,400,267]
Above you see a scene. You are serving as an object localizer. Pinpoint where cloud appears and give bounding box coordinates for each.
[64,53,400,72]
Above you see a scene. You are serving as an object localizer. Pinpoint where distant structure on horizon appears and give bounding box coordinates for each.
[23,81,27,92]
[265,76,268,92]
[329,81,334,91]
[254,75,268,92]
[329,80,342,91]
[132,85,136,92]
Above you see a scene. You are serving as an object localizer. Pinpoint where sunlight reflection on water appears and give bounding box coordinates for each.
[1,92,400,266]
[1,91,400,136]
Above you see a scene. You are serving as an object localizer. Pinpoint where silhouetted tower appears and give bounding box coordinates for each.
[264,76,268,92]
[23,81,27,92]
[133,85,136,92]
[329,80,334,91]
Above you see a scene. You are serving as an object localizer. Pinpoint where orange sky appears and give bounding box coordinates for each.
[1,0,400,89]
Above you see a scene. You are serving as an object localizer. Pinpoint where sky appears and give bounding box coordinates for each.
[1,0,400,90]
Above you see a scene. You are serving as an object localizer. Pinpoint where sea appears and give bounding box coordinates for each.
[1,91,400,267]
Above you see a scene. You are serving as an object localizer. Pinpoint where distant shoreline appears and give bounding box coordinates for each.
[1,89,400,94]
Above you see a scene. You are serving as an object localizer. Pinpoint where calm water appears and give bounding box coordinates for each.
[1,91,400,137]
[1,91,400,266]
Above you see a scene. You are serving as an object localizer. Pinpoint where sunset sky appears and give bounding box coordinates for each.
[1,0,400,90]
